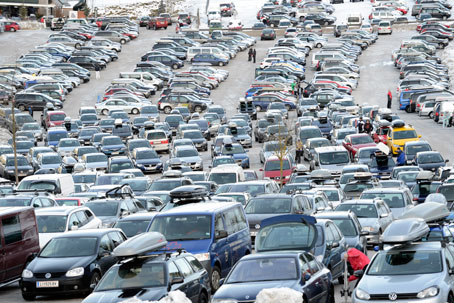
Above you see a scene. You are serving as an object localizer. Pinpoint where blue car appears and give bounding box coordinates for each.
[98,135,127,156]
[191,53,229,66]
[213,251,333,303]
[218,142,250,168]
[132,147,163,173]
[45,128,68,147]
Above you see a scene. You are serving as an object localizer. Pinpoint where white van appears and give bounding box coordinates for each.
[187,47,229,61]
[207,9,222,21]
[312,52,349,69]
[65,18,89,27]
[347,13,362,26]
[17,174,75,196]
[435,99,454,124]
[208,164,245,185]
[119,72,163,89]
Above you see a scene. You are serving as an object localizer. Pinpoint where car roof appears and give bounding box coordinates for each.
[362,188,406,194]
[314,211,354,219]
[342,199,380,205]
[116,212,158,221]
[315,146,347,153]
[240,251,302,261]
[35,206,86,216]
[52,228,123,239]
[158,202,239,214]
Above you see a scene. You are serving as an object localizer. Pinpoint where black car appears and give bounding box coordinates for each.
[305,13,336,25]
[68,56,106,70]
[146,54,184,70]
[82,233,210,303]
[261,28,276,40]
[139,16,151,27]
[14,92,63,111]
[21,229,127,300]
[254,118,273,143]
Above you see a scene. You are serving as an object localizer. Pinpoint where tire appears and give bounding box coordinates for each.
[210,265,221,293]
[18,104,25,111]
[131,108,140,115]
[405,106,411,113]
[90,272,101,291]
[164,27,168,29]
[443,16,447,20]
[75,43,81,49]
[300,16,305,22]
[199,292,208,303]
[120,39,126,44]
[270,23,275,27]
[11,28,16,32]
[218,62,224,66]
[325,21,329,25]
[255,105,262,112]
[172,63,178,69]
[448,293,454,303]
[163,106,172,114]
[429,112,434,119]
[22,293,35,301]
[146,25,150,29]
[194,105,202,113]
[154,25,157,30]
[285,105,292,111]
[316,43,322,48]
[102,109,109,115]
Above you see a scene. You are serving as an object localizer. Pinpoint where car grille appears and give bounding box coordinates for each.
[34,272,66,278]
[369,293,418,300]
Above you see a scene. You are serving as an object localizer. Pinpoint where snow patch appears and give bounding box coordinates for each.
[121,290,192,303]
[256,288,303,303]
[441,46,454,88]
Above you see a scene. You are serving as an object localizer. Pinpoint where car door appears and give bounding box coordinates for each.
[301,253,327,303]
[214,213,231,278]
[328,222,345,278]
[168,261,186,292]
[96,234,116,274]
[174,258,199,303]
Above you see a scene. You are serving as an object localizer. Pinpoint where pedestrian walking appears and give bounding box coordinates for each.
[28,106,33,117]
[296,80,301,97]
[248,48,253,61]
[291,81,296,95]
[95,64,100,80]
[252,48,256,63]
[295,138,303,164]
[364,120,373,134]
[357,116,365,133]
[387,89,392,109]
[397,148,406,166]
[175,23,180,34]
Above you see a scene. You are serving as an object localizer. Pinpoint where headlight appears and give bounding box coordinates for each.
[194,253,210,262]
[102,221,114,228]
[393,144,401,148]
[22,269,33,278]
[211,300,238,303]
[355,289,370,300]
[417,286,439,299]
[66,267,84,277]
[362,226,376,233]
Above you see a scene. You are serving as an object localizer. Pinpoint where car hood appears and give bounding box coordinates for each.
[392,138,419,147]
[28,255,95,273]
[319,163,347,173]
[136,159,161,165]
[359,273,441,295]
[164,239,211,254]
[214,280,299,302]
[102,144,125,150]
[40,163,61,169]
[247,213,285,227]
[352,143,377,149]
[86,162,108,168]
[178,156,202,163]
[419,162,446,171]
[85,287,168,303]
[357,217,379,228]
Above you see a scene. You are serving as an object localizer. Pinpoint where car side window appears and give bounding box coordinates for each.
[109,231,125,248]
[168,262,183,279]
[223,209,238,234]
[85,210,94,222]
[215,214,225,236]
[174,258,194,278]
[69,213,80,228]
[303,253,318,274]
[330,223,342,241]
[2,215,22,245]
[32,198,43,208]
[76,211,88,227]
[186,256,204,272]
[325,225,335,244]
[99,234,113,252]
[233,206,248,230]
[445,248,454,269]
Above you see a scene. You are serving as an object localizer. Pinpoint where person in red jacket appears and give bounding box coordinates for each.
[345,248,370,283]
[387,90,392,109]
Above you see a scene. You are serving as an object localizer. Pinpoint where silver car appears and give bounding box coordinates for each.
[335,199,393,246]
[360,187,414,219]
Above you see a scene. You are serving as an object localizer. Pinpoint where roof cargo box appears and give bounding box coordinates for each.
[401,202,450,222]
[113,232,167,257]
[381,218,429,244]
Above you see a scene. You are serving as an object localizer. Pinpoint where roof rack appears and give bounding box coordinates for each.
[104,184,133,199]
[113,232,167,259]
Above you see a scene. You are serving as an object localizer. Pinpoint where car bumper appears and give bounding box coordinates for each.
[21,276,90,296]
[365,233,380,245]
[353,295,446,303]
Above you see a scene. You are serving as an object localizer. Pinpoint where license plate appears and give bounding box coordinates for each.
[37,281,59,288]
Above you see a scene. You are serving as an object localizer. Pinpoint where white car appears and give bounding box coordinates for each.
[418,100,436,117]
[95,99,146,115]
[36,206,102,248]
[378,21,393,34]
[360,23,374,33]
[145,129,170,152]
[228,19,243,30]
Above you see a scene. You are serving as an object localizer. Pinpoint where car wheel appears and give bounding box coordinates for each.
[270,23,275,27]
[22,293,36,301]
[146,25,150,29]
[90,272,101,290]
[448,293,454,303]
[199,292,208,303]
[154,25,157,30]
[194,105,202,112]
[429,112,434,119]
[75,43,81,49]
[211,265,221,293]
[163,106,172,114]
[316,43,322,48]
[102,109,109,115]
[18,104,25,111]
[120,39,126,44]
[11,28,16,32]
[325,21,329,25]
[172,63,178,69]
[164,27,168,29]
[443,16,447,20]
[255,105,262,112]
[131,108,140,115]
[218,62,224,66]
[405,106,411,113]
[285,104,292,111]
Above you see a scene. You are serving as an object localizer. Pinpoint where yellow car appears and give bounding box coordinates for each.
[387,124,421,155]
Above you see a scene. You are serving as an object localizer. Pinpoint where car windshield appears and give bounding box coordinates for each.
[418,153,444,164]
[300,128,322,139]
[17,180,57,191]
[359,148,379,159]
[149,215,211,241]
[57,199,79,206]
[208,172,237,184]
[149,180,181,191]
[81,115,97,122]
[351,136,374,145]
[114,220,150,237]
[6,157,29,166]
[100,119,115,126]
[331,219,357,236]
[321,189,339,201]
[119,179,148,191]
[22,123,40,130]
[86,154,108,163]
[319,151,350,165]
[59,140,80,147]
[394,130,417,140]
[398,172,418,183]
[361,193,405,208]
[49,113,65,121]
[337,130,355,140]
[336,203,378,218]
[264,143,281,152]
[147,132,166,140]
[96,263,166,291]
[40,237,98,257]
[37,215,67,233]
[438,186,454,201]
[137,149,158,159]
[142,106,158,114]
[73,174,96,184]
[86,202,118,216]
[367,250,442,276]
[265,160,291,171]
[80,129,98,137]
[103,137,123,145]
[245,198,292,214]
[344,183,374,192]
[110,162,133,172]
[256,222,317,252]
[301,99,318,106]
[407,143,431,155]
[176,149,199,157]
[258,120,271,128]
[183,131,203,139]
[227,257,297,283]
[0,198,31,206]
[222,144,245,154]
[229,183,265,196]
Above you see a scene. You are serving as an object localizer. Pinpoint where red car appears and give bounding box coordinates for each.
[4,21,20,32]
[372,122,391,144]
[261,155,294,184]
[45,110,66,129]
[343,134,377,158]
[147,17,168,30]
[56,197,87,206]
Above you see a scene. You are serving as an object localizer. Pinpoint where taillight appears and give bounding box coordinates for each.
[413,197,418,201]
[417,104,421,107]
[149,141,154,144]
[161,140,168,144]
[436,112,439,116]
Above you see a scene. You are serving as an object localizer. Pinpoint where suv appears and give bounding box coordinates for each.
[147,17,168,30]
[68,56,106,70]
[14,92,62,111]
[158,94,208,114]
[361,187,415,218]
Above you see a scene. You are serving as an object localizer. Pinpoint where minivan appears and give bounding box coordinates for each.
[17,174,75,196]
[0,207,40,287]
[208,163,246,184]
[119,72,163,89]
[187,47,229,61]
[147,202,252,292]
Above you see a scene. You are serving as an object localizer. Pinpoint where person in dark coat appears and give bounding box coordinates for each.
[364,120,373,134]
[28,106,33,117]
[387,90,392,109]
[252,48,257,63]
[248,48,253,61]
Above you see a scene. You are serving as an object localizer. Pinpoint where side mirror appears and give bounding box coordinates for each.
[215,230,228,240]
[99,250,111,257]
[121,210,129,218]
[380,213,388,218]
[90,283,97,289]
[360,230,369,236]
[418,135,422,138]
[449,269,454,275]
[219,278,225,286]
[259,168,263,171]
[354,269,364,277]
[331,241,340,248]
[148,207,157,211]
[303,273,311,282]
[446,159,450,163]
[170,277,184,285]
